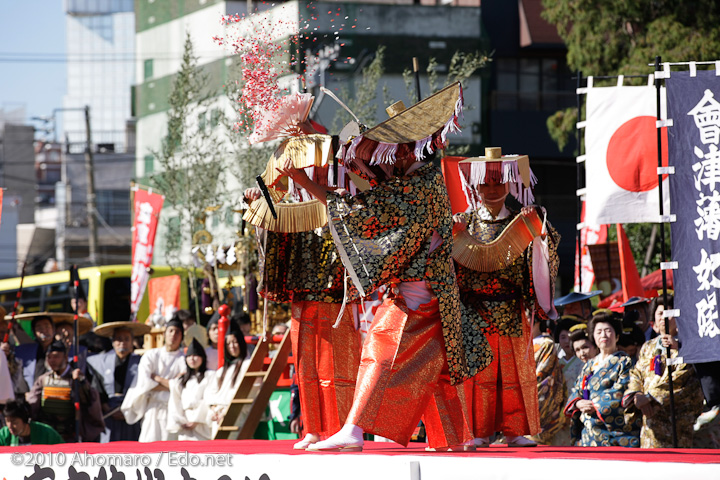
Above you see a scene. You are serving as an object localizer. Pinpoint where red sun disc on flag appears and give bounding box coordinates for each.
[606,116,669,192]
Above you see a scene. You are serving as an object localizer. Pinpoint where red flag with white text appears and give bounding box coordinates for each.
[130,188,164,320]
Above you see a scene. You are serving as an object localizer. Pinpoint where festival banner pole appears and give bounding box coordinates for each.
[654,56,678,448]
[4,261,26,344]
[413,57,422,103]
[70,265,82,442]
[575,70,584,291]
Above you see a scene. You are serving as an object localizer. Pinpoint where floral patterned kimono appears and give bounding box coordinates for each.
[455,206,560,438]
[564,351,640,447]
[259,228,362,437]
[530,334,567,445]
[624,338,704,448]
[327,162,487,447]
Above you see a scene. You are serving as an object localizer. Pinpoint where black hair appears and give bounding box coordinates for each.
[569,327,590,345]
[232,312,251,326]
[176,309,195,324]
[180,351,208,388]
[79,331,112,354]
[3,400,30,424]
[218,329,247,388]
[588,311,623,347]
[554,317,581,343]
[649,294,674,319]
[617,324,646,348]
[30,316,54,333]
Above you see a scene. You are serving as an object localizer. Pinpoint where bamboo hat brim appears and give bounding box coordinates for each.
[362,82,462,144]
[94,321,151,338]
[5,312,93,336]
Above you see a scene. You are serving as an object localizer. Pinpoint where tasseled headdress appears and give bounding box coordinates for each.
[458,147,538,209]
[341,82,464,169]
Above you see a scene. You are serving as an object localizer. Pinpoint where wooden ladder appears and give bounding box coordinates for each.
[213,330,292,439]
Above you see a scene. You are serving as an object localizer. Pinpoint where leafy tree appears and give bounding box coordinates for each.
[329,46,489,158]
[542,1,720,272]
[542,0,720,153]
[330,46,388,132]
[149,33,229,268]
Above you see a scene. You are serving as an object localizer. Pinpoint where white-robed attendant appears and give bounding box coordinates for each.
[203,328,254,436]
[168,338,215,440]
[121,317,186,442]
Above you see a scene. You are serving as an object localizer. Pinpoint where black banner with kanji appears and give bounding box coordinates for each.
[667,69,720,363]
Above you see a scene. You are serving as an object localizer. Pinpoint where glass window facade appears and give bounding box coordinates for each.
[62,2,135,153]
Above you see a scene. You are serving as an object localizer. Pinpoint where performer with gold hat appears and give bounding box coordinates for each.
[243,92,362,450]
[87,320,150,442]
[283,83,486,452]
[449,147,560,447]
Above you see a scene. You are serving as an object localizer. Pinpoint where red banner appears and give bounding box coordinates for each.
[147,275,181,324]
[130,188,164,320]
[574,201,608,292]
[441,156,470,214]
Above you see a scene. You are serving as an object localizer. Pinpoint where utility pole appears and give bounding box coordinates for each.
[84,106,98,265]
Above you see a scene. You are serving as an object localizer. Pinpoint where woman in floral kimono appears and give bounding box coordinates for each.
[623,294,704,448]
[564,311,640,447]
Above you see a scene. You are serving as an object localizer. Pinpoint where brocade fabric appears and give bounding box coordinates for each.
[455,207,560,438]
[625,339,704,448]
[529,334,568,444]
[346,297,472,447]
[259,227,344,304]
[326,162,488,384]
[290,301,361,436]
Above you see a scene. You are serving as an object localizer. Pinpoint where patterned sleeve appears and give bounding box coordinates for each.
[624,342,651,407]
[648,362,704,409]
[595,356,633,425]
[535,339,559,383]
[326,177,434,299]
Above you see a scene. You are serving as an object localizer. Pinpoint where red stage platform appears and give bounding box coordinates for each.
[2,440,718,480]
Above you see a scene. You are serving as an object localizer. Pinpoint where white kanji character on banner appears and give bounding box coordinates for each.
[688,88,720,145]
[692,145,720,191]
[695,191,720,241]
[696,292,720,338]
[693,248,720,291]
[136,222,151,245]
[137,202,154,224]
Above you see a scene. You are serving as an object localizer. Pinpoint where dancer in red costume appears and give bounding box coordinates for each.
[281,84,489,452]
[243,99,363,449]
[450,148,560,447]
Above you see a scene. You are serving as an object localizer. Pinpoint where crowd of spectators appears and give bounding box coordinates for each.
[0,295,718,449]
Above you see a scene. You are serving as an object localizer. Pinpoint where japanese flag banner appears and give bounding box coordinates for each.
[667,69,720,363]
[130,187,164,320]
[584,84,670,225]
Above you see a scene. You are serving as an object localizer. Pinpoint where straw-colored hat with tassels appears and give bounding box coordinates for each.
[458,147,538,208]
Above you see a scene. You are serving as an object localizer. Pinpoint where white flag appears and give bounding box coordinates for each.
[584,85,670,224]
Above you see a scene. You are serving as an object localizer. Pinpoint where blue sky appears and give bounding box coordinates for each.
[0,2,66,123]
